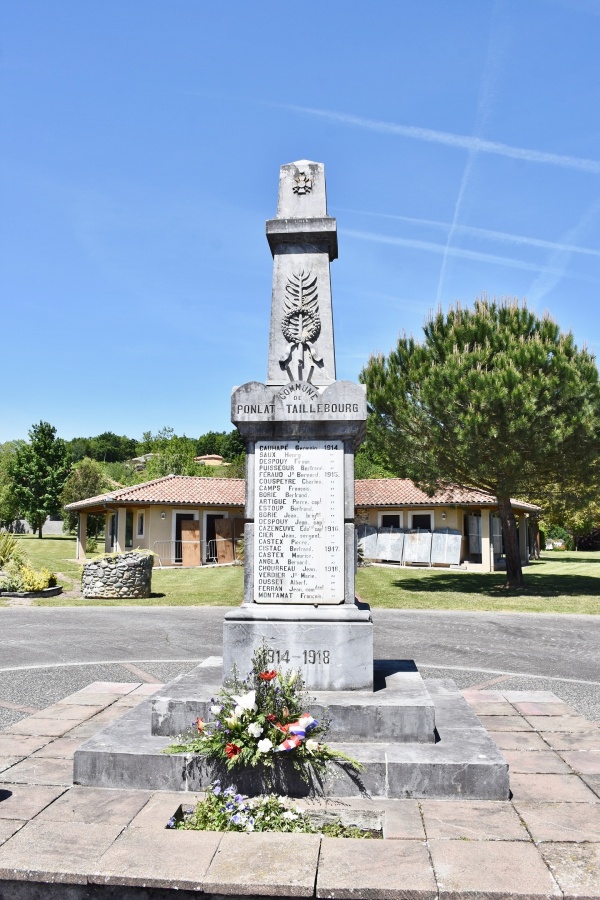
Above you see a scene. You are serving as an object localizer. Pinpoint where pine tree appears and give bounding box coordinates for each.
[360,298,600,588]
[9,422,71,538]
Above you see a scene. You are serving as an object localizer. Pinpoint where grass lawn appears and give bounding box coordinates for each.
[3,536,599,613]
[356,551,600,614]
[4,535,244,607]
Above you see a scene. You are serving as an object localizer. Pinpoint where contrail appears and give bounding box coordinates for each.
[435,0,507,303]
[286,104,600,174]
[436,155,475,304]
[339,210,600,258]
[528,197,600,303]
[342,228,569,275]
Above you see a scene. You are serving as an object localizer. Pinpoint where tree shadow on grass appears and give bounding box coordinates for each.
[541,555,600,565]
[390,570,600,598]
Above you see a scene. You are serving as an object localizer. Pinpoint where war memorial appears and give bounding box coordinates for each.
[73,162,508,800]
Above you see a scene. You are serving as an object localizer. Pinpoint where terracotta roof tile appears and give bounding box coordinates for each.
[354,479,539,512]
[65,475,539,513]
[65,475,245,511]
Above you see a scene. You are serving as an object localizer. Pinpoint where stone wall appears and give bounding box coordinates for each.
[82,552,153,599]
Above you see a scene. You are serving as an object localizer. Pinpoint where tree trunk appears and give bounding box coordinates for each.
[528,519,540,560]
[37,519,43,539]
[497,496,524,589]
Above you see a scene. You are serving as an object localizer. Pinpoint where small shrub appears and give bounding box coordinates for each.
[0,531,26,569]
[18,566,56,592]
[86,536,99,554]
[0,570,24,592]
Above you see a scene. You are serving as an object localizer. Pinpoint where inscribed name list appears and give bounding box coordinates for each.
[255,440,344,603]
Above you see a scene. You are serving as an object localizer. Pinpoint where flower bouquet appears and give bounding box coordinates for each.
[163,644,361,787]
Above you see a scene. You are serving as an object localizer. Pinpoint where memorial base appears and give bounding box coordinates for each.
[222,602,374,691]
[73,661,509,800]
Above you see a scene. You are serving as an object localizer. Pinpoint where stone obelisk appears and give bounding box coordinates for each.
[225,161,373,690]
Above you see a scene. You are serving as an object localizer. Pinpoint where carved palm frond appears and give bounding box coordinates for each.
[281,270,321,345]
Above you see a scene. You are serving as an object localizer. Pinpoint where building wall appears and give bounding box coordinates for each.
[103,504,244,564]
[356,506,463,531]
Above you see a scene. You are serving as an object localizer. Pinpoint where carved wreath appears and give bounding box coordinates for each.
[280,270,322,367]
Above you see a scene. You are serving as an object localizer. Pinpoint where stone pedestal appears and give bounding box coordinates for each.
[73,660,509,799]
[222,603,373,691]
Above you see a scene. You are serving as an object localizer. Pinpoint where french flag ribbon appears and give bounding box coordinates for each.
[274,734,302,752]
[274,714,318,752]
[288,714,318,737]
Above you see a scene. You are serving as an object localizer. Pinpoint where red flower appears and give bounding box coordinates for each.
[225,743,241,759]
[195,718,205,733]
[259,670,278,681]
[266,714,278,723]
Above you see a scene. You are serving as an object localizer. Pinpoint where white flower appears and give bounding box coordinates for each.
[247,722,263,738]
[224,714,239,729]
[257,738,273,753]
[232,690,258,714]
[305,739,319,752]
[210,705,222,716]
[282,810,298,820]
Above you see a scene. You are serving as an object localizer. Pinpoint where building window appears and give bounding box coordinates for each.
[137,512,145,538]
[125,511,134,548]
[411,513,432,531]
[381,514,400,528]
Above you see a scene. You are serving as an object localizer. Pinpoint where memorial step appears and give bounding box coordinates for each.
[150,660,436,743]
[73,677,508,800]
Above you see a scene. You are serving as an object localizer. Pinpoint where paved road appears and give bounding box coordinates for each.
[1,607,599,725]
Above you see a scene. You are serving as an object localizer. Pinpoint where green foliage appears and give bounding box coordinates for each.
[545,524,573,550]
[529,465,600,548]
[0,559,56,592]
[354,429,395,480]
[361,298,600,587]
[169,782,375,837]
[0,531,27,568]
[220,429,246,462]
[8,422,71,538]
[101,460,143,486]
[224,453,246,479]
[18,565,56,591]
[0,441,25,525]
[163,644,361,785]
[195,429,245,462]
[61,457,112,533]
[145,447,199,479]
[195,430,226,457]
[66,432,139,464]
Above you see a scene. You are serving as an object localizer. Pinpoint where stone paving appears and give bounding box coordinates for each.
[0,681,598,898]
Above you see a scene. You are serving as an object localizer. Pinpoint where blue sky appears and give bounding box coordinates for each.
[2,0,600,443]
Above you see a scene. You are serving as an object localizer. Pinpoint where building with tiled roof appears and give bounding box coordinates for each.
[354,478,538,512]
[66,476,245,567]
[66,475,538,571]
[66,475,244,512]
